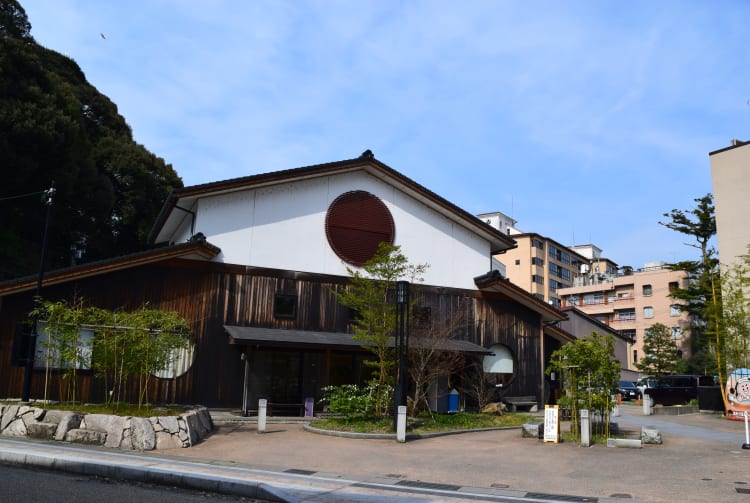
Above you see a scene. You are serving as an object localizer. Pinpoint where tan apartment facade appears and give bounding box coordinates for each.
[499,233,589,308]
[710,139,750,270]
[557,264,691,371]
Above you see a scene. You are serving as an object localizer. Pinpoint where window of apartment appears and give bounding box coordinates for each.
[532,274,544,285]
[531,257,544,266]
[549,297,561,308]
[549,244,559,258]
[560,251,571,265]
[560,268,572,281]
[274,293,298,319]
[669,281,679,292]
[583,293,604,305]
[532,238,544,250]
[549,279,560,291]
[633,349,638,364]
[533,293,545,301]
[566,295,579,306]
[620,329,636,341]
[671,327,682,339]
[616,309,636,321]
[642,284,652,296]
[617,292,630,299]
[643,306,654,319]
[670,304,682,317]
[549,263,559,276]
[607,293,617,304]
[515,259,521,265]
[594,314,609,324]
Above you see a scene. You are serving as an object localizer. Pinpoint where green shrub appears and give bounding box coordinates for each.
[320,383,393,419]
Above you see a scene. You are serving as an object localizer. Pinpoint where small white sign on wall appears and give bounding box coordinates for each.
[544,405,559,443]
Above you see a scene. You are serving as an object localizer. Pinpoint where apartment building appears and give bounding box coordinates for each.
[710,139,750,270]
[479,212,618,309]
[557,262,691,370]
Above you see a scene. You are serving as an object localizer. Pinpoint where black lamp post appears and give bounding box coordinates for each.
[21,182,55,402]
[393,280,409,430]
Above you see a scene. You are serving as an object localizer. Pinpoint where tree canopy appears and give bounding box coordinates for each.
[659,193,719,373]
[0,0,183,280]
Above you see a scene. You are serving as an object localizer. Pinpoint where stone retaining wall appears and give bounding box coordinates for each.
[0,404,212,450]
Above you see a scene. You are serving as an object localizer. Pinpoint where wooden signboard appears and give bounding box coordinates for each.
[543,405,559,443]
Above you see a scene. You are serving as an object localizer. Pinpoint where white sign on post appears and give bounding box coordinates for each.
[544,405,559,443]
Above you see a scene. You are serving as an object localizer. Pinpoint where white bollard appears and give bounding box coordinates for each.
[580,409,590,447]
[258,399,267,433]
[743,412,750,449]
[642,394,652,415]
[396,405,407,443]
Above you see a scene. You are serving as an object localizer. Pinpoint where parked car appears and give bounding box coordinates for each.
[644,374,715,406]
[635,377,656,395]
[617,380,641,401]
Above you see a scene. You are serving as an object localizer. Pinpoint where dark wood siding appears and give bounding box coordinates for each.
[0,259,545,407]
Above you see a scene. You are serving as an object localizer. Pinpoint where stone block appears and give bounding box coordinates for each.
[2,418,28,437]
[155,415,179,433]
[27,422,58,440]
[82,413,127,448]
[65,428,107,445]
[606,438,642,448]
[641,426,662,445]
[129,417,155,451]
[1,405,18,432]
[54,412,83,441]
[522,422,543,438]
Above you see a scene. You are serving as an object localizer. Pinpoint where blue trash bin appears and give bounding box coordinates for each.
[448,389,459,413]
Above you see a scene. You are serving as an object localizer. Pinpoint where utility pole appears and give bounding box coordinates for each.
[21,182,55,402]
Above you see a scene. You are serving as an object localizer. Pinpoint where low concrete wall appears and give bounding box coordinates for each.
[0,404,212,450]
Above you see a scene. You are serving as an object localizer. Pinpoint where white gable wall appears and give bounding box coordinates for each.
[173,171,492,290]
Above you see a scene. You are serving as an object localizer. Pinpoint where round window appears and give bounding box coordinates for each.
[325,190,395,266]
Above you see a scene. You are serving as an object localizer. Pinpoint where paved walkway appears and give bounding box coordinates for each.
[1,404,749,502]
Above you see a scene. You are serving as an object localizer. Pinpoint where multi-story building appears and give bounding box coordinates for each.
[557,262,691,371]
[710,139,750,270]
[478,212,617,309]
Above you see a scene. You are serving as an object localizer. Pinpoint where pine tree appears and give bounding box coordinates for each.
[636,323,683,377]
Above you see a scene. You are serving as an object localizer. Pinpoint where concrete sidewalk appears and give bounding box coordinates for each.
[1,405,749,502]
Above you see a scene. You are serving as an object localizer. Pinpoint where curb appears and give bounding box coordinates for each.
[303,422,521,440]
[0,443,299,503]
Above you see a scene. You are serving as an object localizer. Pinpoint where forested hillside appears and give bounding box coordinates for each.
[0,0,183,280]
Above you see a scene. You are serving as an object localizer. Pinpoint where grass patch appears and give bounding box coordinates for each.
[311,411,534,434]
[0,400,189,418]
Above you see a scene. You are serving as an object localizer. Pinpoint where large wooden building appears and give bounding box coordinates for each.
[0,153,571,412]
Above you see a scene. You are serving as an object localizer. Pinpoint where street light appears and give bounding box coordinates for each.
[21,182,55,402]
[393,280,409,431]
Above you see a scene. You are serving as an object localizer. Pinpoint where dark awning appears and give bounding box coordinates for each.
[224,325,492,355]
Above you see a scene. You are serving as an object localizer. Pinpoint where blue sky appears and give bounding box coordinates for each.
[22,1,749,269]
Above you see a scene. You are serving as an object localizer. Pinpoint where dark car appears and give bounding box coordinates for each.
[644,374,715,406]
[617,380,641,401]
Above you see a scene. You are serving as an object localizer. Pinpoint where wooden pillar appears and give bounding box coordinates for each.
[242,348,250,417]
[539,321,545,405]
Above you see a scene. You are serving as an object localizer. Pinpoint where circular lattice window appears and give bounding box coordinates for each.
[325,190,395,266]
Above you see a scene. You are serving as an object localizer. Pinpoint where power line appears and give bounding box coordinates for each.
[0,190,45,202]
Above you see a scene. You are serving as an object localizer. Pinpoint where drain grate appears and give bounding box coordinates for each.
[737,487,750,494]
[396,480,461,491]
[525,493,597,502]
[609,494,633,499]
[284,468,316,475]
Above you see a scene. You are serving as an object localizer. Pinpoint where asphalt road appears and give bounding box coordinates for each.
[0,463,261,503]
